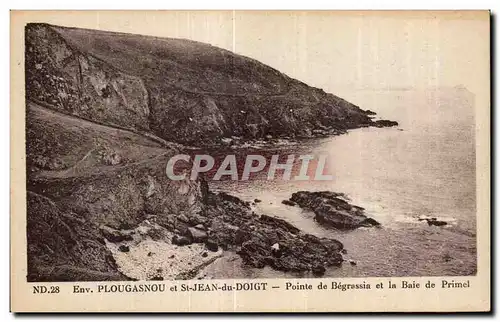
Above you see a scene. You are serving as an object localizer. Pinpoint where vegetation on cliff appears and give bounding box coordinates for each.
[25,23,390,281]
[25,23,393,146]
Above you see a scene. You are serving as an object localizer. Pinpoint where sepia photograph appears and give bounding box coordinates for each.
[10,9,490,312]
[23,11,482,282]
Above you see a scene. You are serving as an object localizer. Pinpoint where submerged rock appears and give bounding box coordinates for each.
[424,218,447,227]
[281,199,297,207]
[373,119,399,128]
[289,191,380,229]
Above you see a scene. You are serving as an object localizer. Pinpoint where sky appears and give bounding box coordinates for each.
[233,11,489,95]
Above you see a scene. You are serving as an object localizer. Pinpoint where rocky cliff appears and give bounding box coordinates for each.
[25,23,388,281]
[26,103,346,280]
[25,23,388,146]
[26,102,204,281]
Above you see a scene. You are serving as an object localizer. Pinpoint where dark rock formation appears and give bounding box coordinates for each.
[118,245,130,253]
[25,23,394,281]
[26,191,128,282]
[281,199,297,207]
[25,102,203,281]
[161,191,345,273]
[289,191,380,229]
[25,23,395,146]
[172,235,192,246]
[100,226,133,243]
[26,106,347,278]
[201,192,344,273]
[205,239,219,252]
[373,120,399,128]
[419,218,448,227]
[312,265,326,276]
[186,227,208,243]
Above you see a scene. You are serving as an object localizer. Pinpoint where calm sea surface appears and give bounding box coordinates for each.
[203,88,477,278]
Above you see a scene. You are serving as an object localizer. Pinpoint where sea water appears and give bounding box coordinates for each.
[205,87,477,278]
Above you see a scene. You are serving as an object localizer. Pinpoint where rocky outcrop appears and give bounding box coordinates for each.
[201,193,344,274]
[25,24,150,133]
[26,191,127,282]
[373,120,399,128]
[282,199,297,206]
[26,23,396,146]
[288,191,381,229]
[419,217,448,227]
[26,102,347,280]
[25,102,204,281]
[25,23,396,281]
[139,190,346,275]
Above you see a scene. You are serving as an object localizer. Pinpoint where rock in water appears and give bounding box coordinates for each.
[204,192,345,273]
[290,191,380,229]
[426,218,447,227]
[373,120,399,128]
[362,218,381,227]
[281,199,297,207]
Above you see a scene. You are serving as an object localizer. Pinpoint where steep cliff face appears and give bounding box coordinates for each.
[25,23,385,281]
[26,102,205,281]
[25,25,151,133]
[26,23,377,145]
[26,102,346,281]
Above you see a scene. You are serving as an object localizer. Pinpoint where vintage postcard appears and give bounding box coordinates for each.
[10,10,490,312]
